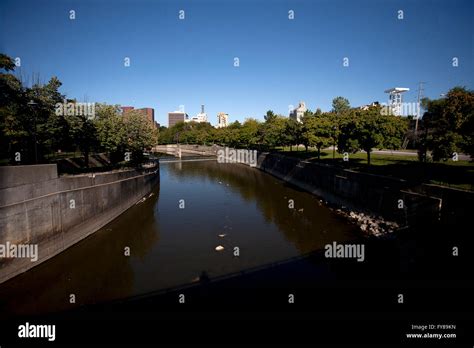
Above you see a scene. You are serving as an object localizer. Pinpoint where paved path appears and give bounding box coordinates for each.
[320,147,471,161]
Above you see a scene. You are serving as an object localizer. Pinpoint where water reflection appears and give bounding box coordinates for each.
[166,161,356,254]
[0,188,160,317]
[0,160,358,317]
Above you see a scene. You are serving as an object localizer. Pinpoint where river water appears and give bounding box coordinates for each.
[0,159,359,316]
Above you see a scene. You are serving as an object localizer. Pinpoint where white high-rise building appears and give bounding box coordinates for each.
[289,101,307,123]
[216,112,229,128]
[186,104,208,123]
[384,88,409,116]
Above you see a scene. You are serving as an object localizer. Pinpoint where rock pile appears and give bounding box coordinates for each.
[347,211,399,236]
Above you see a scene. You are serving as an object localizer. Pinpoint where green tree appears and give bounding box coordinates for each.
[331,96,351,115]
[301,114,316,152]
[285,118,302,151]
[67,108,98,167]
[261,116,286,149]
[338,106,407,165]
[264,110,277,122]
[123,110,157,165]
[13,76,66,163]
[313,114,333,159]
[0,54,25,161]
[420,87,474,161]
[300,113,332,155]
[240,118,261,148]
[95,104,126,163]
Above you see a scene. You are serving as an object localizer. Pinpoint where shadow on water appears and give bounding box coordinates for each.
[0,187,160,317]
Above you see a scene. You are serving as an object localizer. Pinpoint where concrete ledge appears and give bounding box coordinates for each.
[0,164,58,189]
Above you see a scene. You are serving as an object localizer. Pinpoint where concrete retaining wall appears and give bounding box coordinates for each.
[254,152,474,229]
[255,152,443,226]
[411,183,474,227]
[154,144,220,157]
[0,164,58,189]
[0,164,160,284]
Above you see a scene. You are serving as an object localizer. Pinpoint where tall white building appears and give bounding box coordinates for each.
[216,112,229,128]
[289,101,307,123]
[186,104,208,123]
[384,88,409,116]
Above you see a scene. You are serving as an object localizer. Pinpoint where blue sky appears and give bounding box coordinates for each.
[1,0,472,126]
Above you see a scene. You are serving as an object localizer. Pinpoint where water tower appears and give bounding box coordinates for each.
[384,87,409,116]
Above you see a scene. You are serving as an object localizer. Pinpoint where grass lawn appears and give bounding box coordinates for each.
[277,147,474,191]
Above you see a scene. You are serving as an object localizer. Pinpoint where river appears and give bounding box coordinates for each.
[0,159,359,316]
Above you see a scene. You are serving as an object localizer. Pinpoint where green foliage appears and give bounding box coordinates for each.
[0,53,159,166]
[264,110,276,122]
[95,104,125,162]
[260,115,287,149]
[285,118,302,151]
[240,118,260,148]
[421,87,474,161]
[0,55,69,163]
[338,106,407,165]
[331,96,351,115]
[156,97,408,164]
[123,110,158,163]
[67,112,97,167]
[302,113,333,157]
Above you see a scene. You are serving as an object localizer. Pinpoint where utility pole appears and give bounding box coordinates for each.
[415,82,426,135]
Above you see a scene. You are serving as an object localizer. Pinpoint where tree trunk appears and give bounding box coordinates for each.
[367,150,371,166]
[317,146,321,160]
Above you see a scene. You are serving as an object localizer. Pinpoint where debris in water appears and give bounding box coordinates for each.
[218,234,226,238]
[215,245,224,251]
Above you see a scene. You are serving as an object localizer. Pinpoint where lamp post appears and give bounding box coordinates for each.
[27,100,38,164]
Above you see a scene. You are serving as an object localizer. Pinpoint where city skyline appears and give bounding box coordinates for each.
[1,0,472,126]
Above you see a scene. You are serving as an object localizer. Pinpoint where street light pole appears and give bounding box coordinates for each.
[28,100,38,164]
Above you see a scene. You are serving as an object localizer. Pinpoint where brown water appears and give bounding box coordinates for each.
[0,160,359,317]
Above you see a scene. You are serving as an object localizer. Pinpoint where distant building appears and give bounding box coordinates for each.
[168,111,188,127]
[121,106,135,114]
[384,87,409,116]
[122,106,155,123]
[186,105,208,123]
[140,108,155,123]
[289,101,307,123]
[359,101,380,110]
[216,112,228,128]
